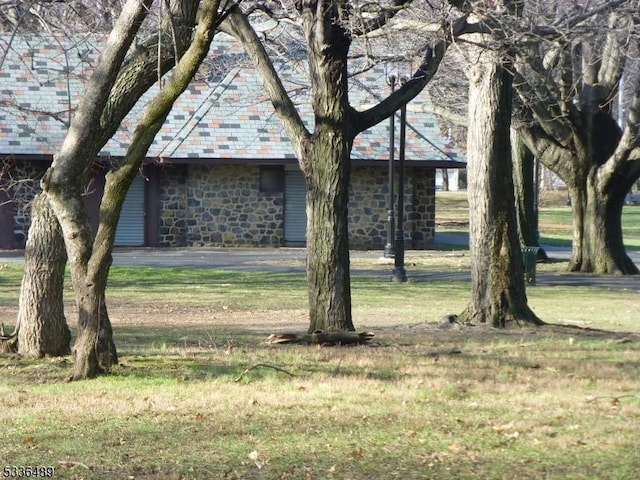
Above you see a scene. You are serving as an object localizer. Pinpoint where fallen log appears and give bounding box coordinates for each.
[265,330,375,346]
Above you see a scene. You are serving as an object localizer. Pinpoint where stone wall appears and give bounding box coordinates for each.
[3,160,436,251]
[1,159,48,247]
[163,164,285,247]
[347,166,388,250]
[158,164,188,246]
[408,167,436,249]
[348,165,436,250]
[155,163,435,250]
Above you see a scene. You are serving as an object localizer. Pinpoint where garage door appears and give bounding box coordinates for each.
[284,169,307,246]
[115,175,145,246]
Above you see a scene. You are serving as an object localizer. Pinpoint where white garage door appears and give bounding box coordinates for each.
[115,175,145,246]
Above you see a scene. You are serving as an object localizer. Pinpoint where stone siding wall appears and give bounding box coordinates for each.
[158,164,189,246]
[160,164,284,247]
[348,166,435,250]
[408,167,436,249]
[348,166,388,250]
[2,160,48,247]
[155,163,435,250]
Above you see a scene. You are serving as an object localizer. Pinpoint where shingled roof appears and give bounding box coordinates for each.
[0,33,465,166]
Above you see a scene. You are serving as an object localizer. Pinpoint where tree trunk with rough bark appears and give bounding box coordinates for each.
[567,165,638,274]
[304,133,354,333]
[17,0,204,379]
[16,194,71,357]
[460,40,542,328]
[302,15,355,333]
[511,129,547,260]
[223,3,461,334]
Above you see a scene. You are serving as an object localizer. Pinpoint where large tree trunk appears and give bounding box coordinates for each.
[460,39,542,328]
[17,194,71,357]
[304,134,354,333]
[302,6,355,334]
[567,167,638,274]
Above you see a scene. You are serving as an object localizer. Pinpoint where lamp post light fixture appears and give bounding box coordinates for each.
[392,77,409,283]
[383,73,397,258]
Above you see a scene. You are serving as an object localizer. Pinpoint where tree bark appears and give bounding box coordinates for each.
[567,166,639,274]
[18,0,204,379]
[302,5,355,333]
[304,134,355,332]
[223,4,463,334]
[460,32,542,328]
[511,129,547,260]
[16,194,71,357]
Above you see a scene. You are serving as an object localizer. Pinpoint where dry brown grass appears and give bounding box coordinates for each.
[1,260,639,479]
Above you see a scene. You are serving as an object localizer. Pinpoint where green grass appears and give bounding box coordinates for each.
[436,190,640,249]
[1,260,639,479]
[1,189,638,478]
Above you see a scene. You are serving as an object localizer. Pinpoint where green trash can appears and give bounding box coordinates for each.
[521,246,540,285]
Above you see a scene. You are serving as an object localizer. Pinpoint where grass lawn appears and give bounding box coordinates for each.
[436,190,640,250]
[1,256,639,479]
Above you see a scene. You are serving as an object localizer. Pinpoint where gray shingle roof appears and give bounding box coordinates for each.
[0,33,465,165]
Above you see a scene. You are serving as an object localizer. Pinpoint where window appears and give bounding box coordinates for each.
[259,165,284,193]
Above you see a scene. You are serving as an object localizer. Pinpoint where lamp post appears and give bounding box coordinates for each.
[392,78,408,283]
[384,73,397,258]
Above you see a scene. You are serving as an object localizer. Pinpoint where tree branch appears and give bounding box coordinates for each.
[43,0,153,194]
[234,363,296,382]
[90,0,225,276]
[350,0,413,37]
[353,14,469,133]
[220,5,310,161]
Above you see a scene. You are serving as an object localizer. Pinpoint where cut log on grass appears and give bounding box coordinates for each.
[265,330,375,346]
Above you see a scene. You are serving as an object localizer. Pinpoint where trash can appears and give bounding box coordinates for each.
[521,246,540,285]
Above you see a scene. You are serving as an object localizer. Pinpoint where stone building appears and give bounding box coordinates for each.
[0,34,465,250]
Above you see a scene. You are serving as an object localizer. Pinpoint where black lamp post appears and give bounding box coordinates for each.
[392,79,408,283]
[384,73,397,258]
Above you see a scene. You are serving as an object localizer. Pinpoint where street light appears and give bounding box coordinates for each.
[392,76,409,283]
[384,73,397,258]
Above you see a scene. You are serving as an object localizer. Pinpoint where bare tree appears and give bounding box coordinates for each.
[459,0,542,327]
[222,1,469,333]
[13,0,234,378]
[44,0,228,379]
[513,2,640,274]
[0,0,121,33]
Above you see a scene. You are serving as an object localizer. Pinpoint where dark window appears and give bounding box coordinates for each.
[259,165,284,193]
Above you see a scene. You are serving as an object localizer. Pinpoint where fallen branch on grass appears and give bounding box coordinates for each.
[234,363,296,382]
[57,460,90,470]
[586,394,640,405]
[264,330,375,346]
